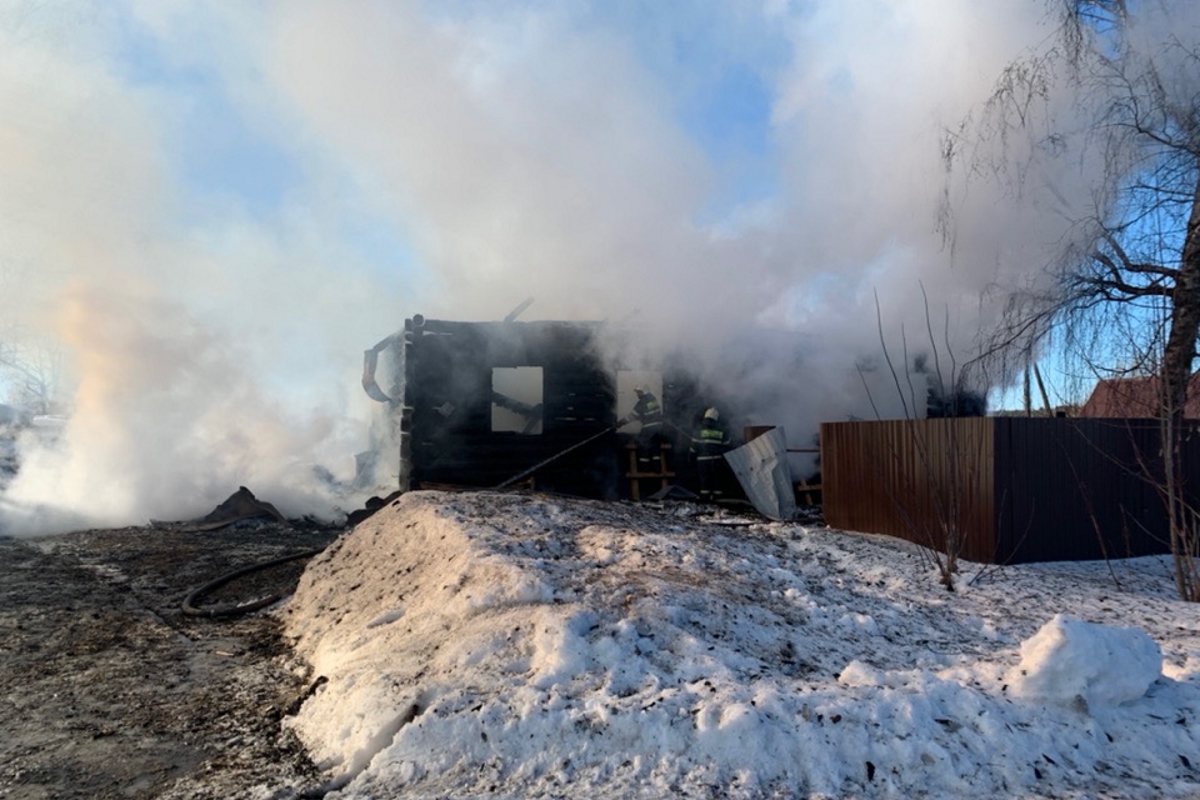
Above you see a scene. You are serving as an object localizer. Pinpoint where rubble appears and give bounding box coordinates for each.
[159,486,288,532]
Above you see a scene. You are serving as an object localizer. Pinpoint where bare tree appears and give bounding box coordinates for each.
[945,0,1200,599]
[0,338,62,415]
[860,288,989,592]
[0,254,62,416]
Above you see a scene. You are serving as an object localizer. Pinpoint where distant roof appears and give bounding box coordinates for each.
[1079,374,1200,418]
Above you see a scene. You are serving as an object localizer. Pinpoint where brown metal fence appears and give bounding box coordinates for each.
[821,417,1199,564]
[992,417,1180,562]
[821,419,996,562]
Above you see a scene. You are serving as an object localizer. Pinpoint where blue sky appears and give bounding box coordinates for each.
[93,0,801,342]
[111,1,785,238]
[115,10,299,218]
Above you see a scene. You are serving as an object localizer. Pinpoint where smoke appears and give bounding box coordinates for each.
[0,2,393,532]
[267,1,1062,416]
[245,0,1071,360]
[2,282,357,533]
[2,0,1182,532]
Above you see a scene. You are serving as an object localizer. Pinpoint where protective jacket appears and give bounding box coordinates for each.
[632,392,663,432]
[690,419,730,459]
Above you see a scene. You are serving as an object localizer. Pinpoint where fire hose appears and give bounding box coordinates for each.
[181,547,327,618]
[493,426,617,489]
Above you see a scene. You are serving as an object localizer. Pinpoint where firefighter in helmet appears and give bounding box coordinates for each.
[691,406,731,502]
[617,385,668,470]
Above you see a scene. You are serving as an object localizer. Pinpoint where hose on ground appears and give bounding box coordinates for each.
[181,547,326,618]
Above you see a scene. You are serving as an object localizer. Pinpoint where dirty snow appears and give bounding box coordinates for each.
[279,491,1200,799]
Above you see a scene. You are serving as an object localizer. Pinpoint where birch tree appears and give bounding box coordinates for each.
[946,0,1200,599]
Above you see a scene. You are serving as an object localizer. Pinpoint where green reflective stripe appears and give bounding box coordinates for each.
[700,429,725,442]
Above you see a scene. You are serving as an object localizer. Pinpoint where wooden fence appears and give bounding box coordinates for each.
[821,417,1200,563]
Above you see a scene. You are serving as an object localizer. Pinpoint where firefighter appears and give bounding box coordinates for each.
[630,386,663,437]
[617,386,668,470]
[691,406,731,503]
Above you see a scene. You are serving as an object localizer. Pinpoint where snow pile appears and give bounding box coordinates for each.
[1009,614,1162,707]
[280,491,1200,799]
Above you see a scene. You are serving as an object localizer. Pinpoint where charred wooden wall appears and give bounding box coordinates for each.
[822,417,1200,564]
[401,317,619,496]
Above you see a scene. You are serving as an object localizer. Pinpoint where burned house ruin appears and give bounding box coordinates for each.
[361,314,735,500]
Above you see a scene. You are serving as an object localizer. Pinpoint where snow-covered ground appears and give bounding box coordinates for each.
[279,491,1200,799]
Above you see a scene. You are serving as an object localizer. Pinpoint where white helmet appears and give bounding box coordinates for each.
[703,407,719,422]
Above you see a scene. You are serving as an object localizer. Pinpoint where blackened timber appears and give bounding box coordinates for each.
[404,316,619,498]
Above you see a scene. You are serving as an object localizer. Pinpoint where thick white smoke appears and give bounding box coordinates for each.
[3,0,1188,532]
[0,3,394,532]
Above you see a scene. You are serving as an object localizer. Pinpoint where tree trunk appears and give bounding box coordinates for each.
[1160,170,1200,600]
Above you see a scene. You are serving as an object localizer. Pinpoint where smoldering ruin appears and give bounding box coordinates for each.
[360,313,788,509]
[352,307,995,522]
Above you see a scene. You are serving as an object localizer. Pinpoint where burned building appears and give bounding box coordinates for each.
[362,314,731,499]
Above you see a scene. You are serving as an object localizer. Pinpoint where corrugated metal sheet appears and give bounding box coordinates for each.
[724,427,796,521]
[822,417,1200,564]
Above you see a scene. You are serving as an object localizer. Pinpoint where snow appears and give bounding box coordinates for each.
[1008,615,1163,707]
[278,491,1200,799]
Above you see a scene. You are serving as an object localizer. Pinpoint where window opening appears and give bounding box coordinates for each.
[491,367,544,434]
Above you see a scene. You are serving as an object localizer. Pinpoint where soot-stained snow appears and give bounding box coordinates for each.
[279,491,1200,799]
